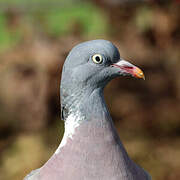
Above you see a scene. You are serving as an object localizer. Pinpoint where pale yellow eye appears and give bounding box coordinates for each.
[92,54,103,64]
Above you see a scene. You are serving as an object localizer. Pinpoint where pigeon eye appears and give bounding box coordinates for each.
[92,54,103,64]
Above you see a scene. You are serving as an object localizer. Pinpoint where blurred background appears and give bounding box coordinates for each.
[0,0,180,179]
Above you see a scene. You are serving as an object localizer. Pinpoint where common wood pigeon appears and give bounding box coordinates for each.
[24,40,151,180]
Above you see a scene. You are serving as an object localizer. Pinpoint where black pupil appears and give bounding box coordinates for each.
[95,56,101,62]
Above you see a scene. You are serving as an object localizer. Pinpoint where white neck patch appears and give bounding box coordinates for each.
[55,113,82,154]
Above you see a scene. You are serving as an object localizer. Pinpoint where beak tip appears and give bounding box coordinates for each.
[134,68,145,80]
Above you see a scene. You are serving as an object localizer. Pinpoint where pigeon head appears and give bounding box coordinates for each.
[61,39,144,91]
[60,40,144,119]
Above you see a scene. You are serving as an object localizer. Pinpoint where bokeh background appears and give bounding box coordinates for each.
[0,0,180,179]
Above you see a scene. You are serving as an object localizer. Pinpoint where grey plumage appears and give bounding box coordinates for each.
[24,39,150,180]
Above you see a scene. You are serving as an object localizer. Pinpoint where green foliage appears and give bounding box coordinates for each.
[0,1,108,52]
[44,2,108,37]
[0,13,21,52]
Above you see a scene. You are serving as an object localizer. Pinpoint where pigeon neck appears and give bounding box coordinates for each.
[62,87,110,124]
[56,87,115,153]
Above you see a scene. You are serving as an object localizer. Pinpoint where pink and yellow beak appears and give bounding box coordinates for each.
[112,59,145,80]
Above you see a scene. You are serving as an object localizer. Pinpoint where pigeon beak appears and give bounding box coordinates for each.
[112,59,145,80]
